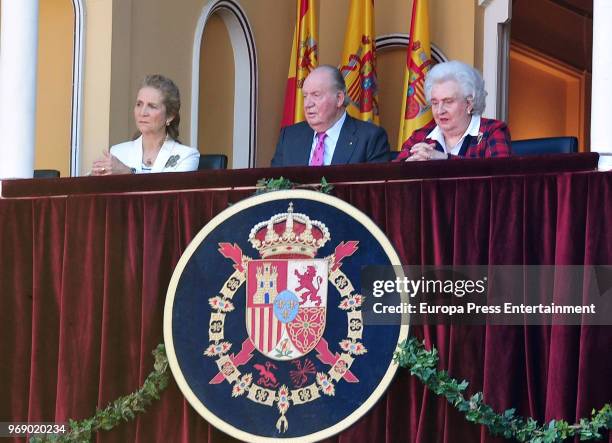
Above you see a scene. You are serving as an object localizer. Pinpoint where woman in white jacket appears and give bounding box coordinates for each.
[91,74,199,175]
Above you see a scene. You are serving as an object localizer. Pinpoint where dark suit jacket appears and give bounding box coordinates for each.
[271,114,390,167]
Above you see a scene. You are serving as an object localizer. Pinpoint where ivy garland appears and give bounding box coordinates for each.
[31,344,169,443]
[31,339,610,442]
[254,176,334,194]
[394,338,612,442]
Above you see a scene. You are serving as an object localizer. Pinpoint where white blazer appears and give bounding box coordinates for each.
[111,136,200,173]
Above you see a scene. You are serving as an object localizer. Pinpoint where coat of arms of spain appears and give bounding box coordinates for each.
[165,191,407,442]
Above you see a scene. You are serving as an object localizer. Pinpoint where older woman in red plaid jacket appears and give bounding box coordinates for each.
[395,60,511,161]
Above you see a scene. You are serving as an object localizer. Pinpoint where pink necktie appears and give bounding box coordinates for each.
[309,132,327,166]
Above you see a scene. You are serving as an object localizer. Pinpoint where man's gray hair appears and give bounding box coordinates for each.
[424,60,487,115]
[313,65,349,107]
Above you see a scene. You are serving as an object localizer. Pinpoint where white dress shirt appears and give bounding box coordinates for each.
[427,115,481,155]
[308,112,347,166]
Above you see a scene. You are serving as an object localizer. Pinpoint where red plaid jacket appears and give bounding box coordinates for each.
[395,117,512,161]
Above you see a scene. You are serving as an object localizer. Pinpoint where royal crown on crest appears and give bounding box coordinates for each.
[248,203,330,258]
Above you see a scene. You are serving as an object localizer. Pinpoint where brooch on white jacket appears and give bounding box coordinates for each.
[165,155,180,168]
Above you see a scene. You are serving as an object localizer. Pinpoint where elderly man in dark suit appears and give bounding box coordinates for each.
[271,65,390,167]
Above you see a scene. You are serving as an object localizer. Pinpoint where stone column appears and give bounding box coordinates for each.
[0,0,39,179]
[591,0,612,170]
[479,0,511,120]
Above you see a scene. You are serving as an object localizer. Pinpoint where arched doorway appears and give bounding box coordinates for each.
[34,0,84,177]
[192,0,257,169]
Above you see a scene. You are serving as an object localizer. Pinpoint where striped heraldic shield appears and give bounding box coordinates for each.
[246,259,328,359]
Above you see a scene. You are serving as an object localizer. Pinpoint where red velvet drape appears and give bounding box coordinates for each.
[0,170,610,442]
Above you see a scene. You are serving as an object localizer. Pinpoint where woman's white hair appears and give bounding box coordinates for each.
[424,60,487,115]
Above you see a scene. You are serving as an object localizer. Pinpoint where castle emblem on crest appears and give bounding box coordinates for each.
[203,203,366,432]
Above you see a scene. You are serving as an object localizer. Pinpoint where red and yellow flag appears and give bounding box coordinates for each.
[281,0,318,127]
[397,0,433,148]
[339,0,379,124]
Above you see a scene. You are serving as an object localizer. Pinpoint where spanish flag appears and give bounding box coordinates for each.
[397,0,433,149]
[280,0,318,127]
[339,0,379,124]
